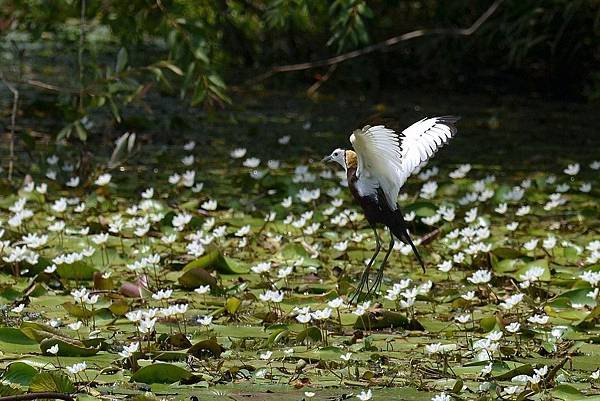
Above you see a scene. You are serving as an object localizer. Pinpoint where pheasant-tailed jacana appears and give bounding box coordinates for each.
[322,116,460,300]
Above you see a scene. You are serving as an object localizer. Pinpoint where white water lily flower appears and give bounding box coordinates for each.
[356,389,372,401]
[44,264,58,274]
[455,314,470,324]
[194,285,210,295]
[579,271,600,286]
[420,181,438,199]
[118,341,139,358]
[520,266,545,282]
[543,236,557,250]
[251,262,271,274]
[260,351,273,360]
[431,393,450,401]
[168,173,181,185]
[183,140,195,150]
[494,203,508,214]
[523,239,538,251]
[182,170,195,187]
[296,313,312,323]
[506,222,519,231]
[51,198,68,213]
[281,196,292,208]
[500,293,524,310]
[481,363,493,375]
[181,155,194,166]
[464,207,478,223]
[94,173,112,186]
[230,148,247,159]
[68,321,83,331]
[449,164,471,179]
[527,314,549,324]
[201,199,217,211]
[172,212,192,231]
[243,157,260,168]
[468,270,492,284]
[36,183,47,194]
[66,176,80,187]
[274,266,291,279]
[461,291,476,301]
[437,260,452,273]
[92,233,109,245]
[505,322,521,333]
[47,344,59,355]
[328,297,344,309]
[66,362,86,375]
[563,163,580,175]
[152,289,173,300]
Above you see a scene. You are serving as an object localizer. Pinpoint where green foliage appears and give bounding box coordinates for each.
[0,129,600,399]
[327,0,373,52]
[2,0,598,148]
[29,372,76,393]
[130,363,192,384]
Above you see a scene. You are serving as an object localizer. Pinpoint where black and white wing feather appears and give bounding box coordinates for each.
[398,116,460,185]
[350,116,459,210]
[350,125,404,209]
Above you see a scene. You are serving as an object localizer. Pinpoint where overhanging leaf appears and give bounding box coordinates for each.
[40,337,101,357]
[29,371,75,393]
[56,261,97,280]
[188,338,224,359]
[2,362,38,386]
[182,250,248,274]
[131,363,192,384]
[178,266,218,289]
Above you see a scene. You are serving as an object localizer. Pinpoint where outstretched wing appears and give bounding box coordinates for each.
[350,125,404,209]
[350,116,459,210]
[398,116,460,184]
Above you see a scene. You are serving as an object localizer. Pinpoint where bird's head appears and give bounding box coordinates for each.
[321,148,347,169]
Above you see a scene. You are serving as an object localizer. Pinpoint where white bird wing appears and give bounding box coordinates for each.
[398,116,460,185]
[350,116,459,210]
[350,125,404,209]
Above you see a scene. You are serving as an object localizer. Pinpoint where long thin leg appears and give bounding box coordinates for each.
[350,225,381,303]
[395,206,426,273]
[370,235,395,296]
[407,235,425,273]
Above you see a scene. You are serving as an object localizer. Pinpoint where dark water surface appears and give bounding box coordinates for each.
[2,87,599,175]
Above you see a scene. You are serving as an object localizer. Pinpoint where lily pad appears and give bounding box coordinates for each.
[182,250,248,274]
[2,362,38,386]
[131,363,192,384]
[40,337,101,357]
[29,371,76,393]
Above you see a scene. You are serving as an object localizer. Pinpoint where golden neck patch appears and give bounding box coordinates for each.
[345,150,358,169]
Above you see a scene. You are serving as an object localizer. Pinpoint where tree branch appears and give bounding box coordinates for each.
[249,0,504,83]
[0,72,19,182]
[0,392,74,401]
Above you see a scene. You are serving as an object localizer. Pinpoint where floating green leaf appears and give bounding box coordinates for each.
[29,371,75,393]
[131,363,192,384]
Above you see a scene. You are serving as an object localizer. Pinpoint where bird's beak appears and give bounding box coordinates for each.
[321,155,332,163]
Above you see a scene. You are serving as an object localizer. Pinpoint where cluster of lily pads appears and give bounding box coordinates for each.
[0,134,599,401]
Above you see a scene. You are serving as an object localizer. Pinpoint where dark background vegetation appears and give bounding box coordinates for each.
[1,0,599,171]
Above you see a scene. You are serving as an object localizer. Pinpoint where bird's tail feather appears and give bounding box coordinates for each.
[388,208,426,272]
